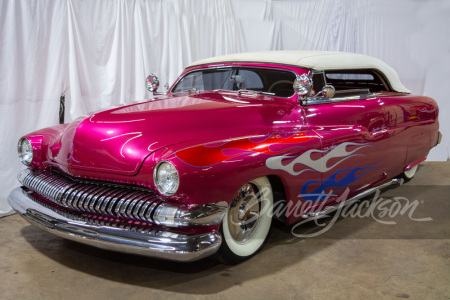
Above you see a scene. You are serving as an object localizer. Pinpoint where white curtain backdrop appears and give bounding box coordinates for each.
[1,0,449,217]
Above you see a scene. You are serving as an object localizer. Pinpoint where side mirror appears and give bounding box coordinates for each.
[294,74,336,104]
[321,85,335,99]
[146,74,160,92]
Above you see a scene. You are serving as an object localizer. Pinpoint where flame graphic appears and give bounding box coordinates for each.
[266,142,371,176]
[176,132,315,167]
[300,165,377,201]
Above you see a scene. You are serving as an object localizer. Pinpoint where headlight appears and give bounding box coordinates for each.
[154,161,179,196]
[18,137,33,165]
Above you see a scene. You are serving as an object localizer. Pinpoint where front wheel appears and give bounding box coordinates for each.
[216,176,273,264]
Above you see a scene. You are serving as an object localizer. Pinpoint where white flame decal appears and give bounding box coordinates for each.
[266,142,371,176]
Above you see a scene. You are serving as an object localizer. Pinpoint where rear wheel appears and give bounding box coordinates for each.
[403,164,418,180]
[216,176,273,264]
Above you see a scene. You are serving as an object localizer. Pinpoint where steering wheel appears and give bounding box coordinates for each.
[268,80,294,96]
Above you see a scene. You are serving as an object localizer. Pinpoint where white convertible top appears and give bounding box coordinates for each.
[188,50,410,93]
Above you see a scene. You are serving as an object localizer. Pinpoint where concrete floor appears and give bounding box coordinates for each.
[1,162,449,299]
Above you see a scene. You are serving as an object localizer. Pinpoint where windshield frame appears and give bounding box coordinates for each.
[170,65,299,98]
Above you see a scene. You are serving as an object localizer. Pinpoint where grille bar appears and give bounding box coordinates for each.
[18,169,161,223]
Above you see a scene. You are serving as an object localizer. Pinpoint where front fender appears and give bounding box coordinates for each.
[141,131,319,206]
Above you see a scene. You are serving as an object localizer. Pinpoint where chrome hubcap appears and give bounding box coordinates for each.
[228,183,261,243]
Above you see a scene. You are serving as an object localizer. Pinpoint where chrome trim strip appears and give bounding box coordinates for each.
[302,92,409,106]
[302,178,403,219]
[7,187,221,262]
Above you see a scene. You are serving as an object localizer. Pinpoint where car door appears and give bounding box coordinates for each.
[300,71,390,209]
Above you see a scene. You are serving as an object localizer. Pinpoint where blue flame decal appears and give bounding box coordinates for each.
[301,165,377,201]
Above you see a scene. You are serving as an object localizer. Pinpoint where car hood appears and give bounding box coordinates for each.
[53,92,294,175]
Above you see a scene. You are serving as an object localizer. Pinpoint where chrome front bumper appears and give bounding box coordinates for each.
[8,187,222,262]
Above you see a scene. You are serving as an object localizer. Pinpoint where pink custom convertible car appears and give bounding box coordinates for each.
[8,51,441,264]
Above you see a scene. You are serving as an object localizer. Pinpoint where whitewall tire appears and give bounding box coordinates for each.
[403,164,418,179]
[216,176,273,264]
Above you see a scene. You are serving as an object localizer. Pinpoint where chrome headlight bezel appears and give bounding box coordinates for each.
[17,137,33,165]
[153,161,180,196]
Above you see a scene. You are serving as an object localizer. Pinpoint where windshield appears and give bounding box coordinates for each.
[172,67,297,97]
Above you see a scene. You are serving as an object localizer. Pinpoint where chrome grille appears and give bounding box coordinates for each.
[25,191,158,233]
[19,169,162,223]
